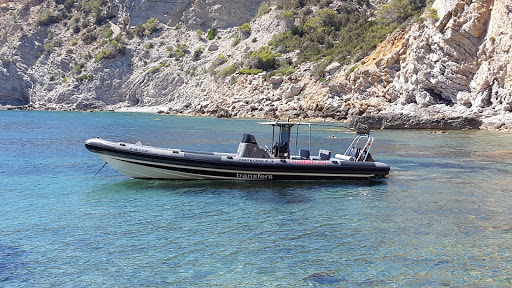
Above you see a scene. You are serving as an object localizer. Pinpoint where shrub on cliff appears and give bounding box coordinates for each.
[239,68,263,75]
[240,23,251,33]
[376,0,425,24]
[231,33,241,47]
[218,63,240,78]
[95,40,125,62]
[72,63,85,74]
[82,29,97,45]
[250,46,278,70]
[81,0,107,25]
[276,0,346,9]
[75,74,93,82]
[239,23,251,40]
[427,8,439,21]
[95,48,115,62]
[207,27,217,40]
[102,24,113,38]
[143,17,159,36]
[193,47,204,60]
[175,43,188,60]
[212,54,228,67]
[268,0,426,69]
[36,10,63,26]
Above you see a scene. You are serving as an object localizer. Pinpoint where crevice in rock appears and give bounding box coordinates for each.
[425,88,454,106]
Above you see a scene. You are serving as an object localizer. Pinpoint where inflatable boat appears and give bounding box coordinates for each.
[85,121,390,180]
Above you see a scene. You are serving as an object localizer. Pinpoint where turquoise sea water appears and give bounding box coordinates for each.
[1,110,512,287]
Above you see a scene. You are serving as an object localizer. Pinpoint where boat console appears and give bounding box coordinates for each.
[236,133,271,158]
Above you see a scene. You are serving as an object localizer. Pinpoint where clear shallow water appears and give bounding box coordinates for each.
[1,110,512,287]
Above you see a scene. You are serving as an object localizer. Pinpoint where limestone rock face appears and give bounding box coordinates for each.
[0,62,30,105]
[181,0,266,29]
[114,0,265,29]
[329,0,512,129]
[115,0,190,27]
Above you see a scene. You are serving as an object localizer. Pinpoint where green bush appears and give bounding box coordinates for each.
[250,46,278,70]
[95,48,114,62]
[427,8,439,21]
[240,23,251,32]
[95,40,124,62]
[103,25,113,38]
[231,33,241,47]
[144,17,159,36]
[44,42,54,53]
[63,0,74,9]
[125,30,134,40]
[82,31,97,45]
[207,27,217,40]
[240,68,263,75]
[149,66,160,74]
[72,24,81,34]
[269,3,413,66]
[166,46,174,58]
[76,74,93,82]
[81,0,107,24]
[36,10,63,26]
[175,43,188,60]
[275,66,295,76]
[72,63,85,74]
[280,10,294,20]
[275,0,312,10]
[377,0,425,24]
[218,63,240,78]
[134,24,145,36]
[193,47,204,60]
[212,54,228,67]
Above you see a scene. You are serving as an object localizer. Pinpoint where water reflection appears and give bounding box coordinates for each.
[93,178,390,206]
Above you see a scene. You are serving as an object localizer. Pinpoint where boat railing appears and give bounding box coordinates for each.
[344,135,374,162]
[259,121,376,162]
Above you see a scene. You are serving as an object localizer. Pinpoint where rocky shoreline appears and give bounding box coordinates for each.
[3,102,511,132]
[1,0,511,132]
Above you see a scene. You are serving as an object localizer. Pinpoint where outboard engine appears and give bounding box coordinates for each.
[237,134,270,158]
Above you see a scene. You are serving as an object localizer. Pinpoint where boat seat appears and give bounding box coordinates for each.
[310,149,331,161]
[319,149,331,160]
[299,148,310,159]
[335,154,355,161]
[291,149,310,160]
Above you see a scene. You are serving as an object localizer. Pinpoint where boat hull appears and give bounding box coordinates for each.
[85,138,390,180]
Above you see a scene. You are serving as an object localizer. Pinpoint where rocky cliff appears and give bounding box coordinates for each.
[338,0,512,129]
[0,0,511,130]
